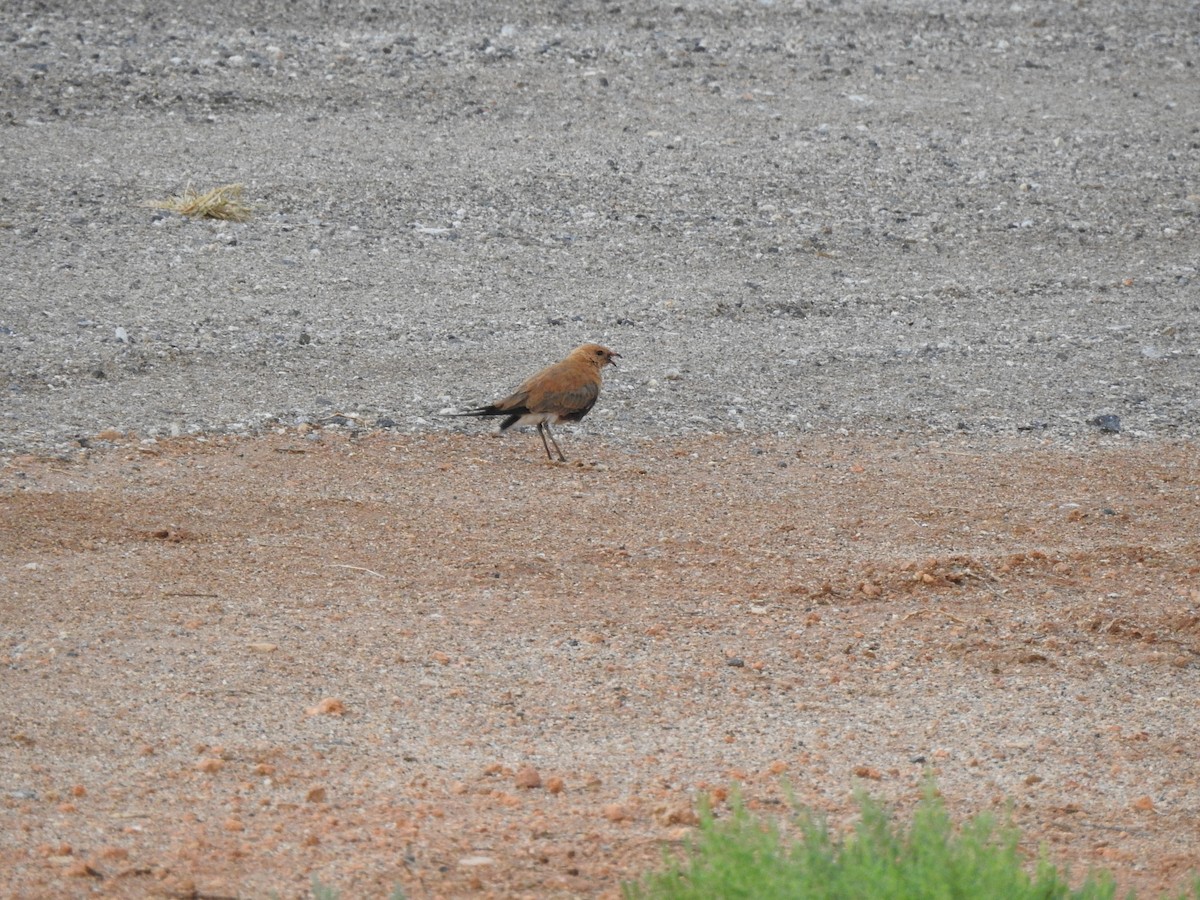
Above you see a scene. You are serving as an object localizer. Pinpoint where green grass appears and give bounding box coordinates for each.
[625,783,1200,900]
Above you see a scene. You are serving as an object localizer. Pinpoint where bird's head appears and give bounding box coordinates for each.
[574,343,620,369]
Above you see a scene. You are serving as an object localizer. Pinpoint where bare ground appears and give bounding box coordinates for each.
[1,429,1198,898]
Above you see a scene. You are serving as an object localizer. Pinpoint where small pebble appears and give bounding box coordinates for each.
[458,856,495,867]
[514,765,542,789]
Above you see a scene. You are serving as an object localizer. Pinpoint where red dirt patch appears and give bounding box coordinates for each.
[1,431,1197,898]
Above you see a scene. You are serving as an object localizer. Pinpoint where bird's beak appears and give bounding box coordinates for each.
[608,352,621,367]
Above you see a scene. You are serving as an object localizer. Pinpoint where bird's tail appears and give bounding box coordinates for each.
[449,404,503,418]
[449,406,522,431]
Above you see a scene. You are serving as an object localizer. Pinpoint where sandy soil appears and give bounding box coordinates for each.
[1,428,1197,898]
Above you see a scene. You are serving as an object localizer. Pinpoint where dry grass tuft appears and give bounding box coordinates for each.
[146,182,252,221]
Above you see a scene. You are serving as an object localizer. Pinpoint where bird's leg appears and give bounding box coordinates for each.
[542,422,567,462]
[535,424,552,460]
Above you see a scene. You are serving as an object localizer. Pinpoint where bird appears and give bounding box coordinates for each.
[454,343,620,461]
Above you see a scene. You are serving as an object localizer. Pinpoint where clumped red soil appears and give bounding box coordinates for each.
[1,430,1197,899]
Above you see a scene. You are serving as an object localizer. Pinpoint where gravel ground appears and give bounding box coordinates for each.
[1,0,1197,454]
[2,2,1200,899]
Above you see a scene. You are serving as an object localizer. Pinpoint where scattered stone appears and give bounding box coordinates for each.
[602,802,630,822]
[65,861,101,878]
[306,698,347,716]
[1090,414,1121,433]
[459,856,495,868]
[653,802,699,827]
[515,765,542,789]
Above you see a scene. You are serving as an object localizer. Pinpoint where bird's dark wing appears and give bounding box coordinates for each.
[537,381,600,422]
